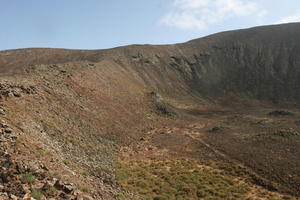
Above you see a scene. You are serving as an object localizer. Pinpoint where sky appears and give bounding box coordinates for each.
[0,0,300,50]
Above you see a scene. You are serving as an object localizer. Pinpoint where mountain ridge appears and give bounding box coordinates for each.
[1,22,300,104]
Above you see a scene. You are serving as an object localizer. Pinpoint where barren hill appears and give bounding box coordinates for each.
[0,23,299,199]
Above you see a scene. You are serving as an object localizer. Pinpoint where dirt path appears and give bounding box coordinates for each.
[185,129,231,160]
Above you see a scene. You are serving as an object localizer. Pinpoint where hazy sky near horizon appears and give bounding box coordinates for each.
[0,0,299,50]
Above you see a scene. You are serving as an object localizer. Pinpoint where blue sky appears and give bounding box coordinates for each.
[0,0,299,50]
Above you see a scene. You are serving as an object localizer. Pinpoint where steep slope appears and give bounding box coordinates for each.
[0,23,299,199]
[179,22,300,103]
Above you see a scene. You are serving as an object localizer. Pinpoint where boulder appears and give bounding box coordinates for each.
[54,180,74,194]
[23,193,32,200]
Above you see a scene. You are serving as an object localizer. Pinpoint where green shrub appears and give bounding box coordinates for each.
[21,174,35,185]
[80,170,88,177]
[80,184,90,193]
[50,186,57,194]
[63,160,70,165]
[31,190,43,200]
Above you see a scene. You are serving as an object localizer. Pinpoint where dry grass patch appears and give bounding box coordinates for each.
[116,159,295,200]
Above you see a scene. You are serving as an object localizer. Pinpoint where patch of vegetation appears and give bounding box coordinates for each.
[154,102,178,119]
[116,193,132,200]
[209,126,227,133]
[63,159,70,165]
[80,184,91,193]
[50,186,57,194]
[21,174,36,185]
[116,159,288,200]
[41,120,62,137]
[80,170,89,177]
[149,91,178,119]
[31,190,43,200]
[116,159,246,199]
[37,148,53,158]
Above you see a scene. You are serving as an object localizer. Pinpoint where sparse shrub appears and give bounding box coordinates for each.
[63,159,70,165]
[50,186,57,194]
[67,136,75,144]
[209,126,222,132]
[80,184,90,193]
[80,170,88,177]
[87,156,94,162]
[268,110,293,116]
[31,190,43,200]
[21,174,35,185]
[116,193,131,200]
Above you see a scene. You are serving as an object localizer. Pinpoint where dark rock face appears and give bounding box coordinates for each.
[175,23,300,103]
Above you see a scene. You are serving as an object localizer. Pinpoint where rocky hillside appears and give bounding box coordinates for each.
[0,23,299,199]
